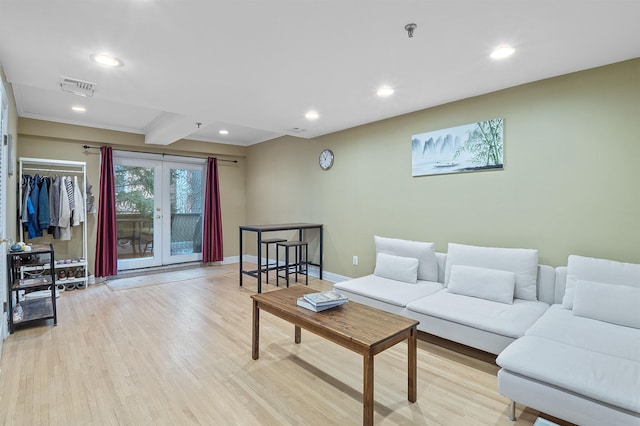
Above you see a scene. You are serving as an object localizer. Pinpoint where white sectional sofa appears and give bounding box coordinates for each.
[334,238,640,425]
[496,255,640,425]
[334,237,556,355]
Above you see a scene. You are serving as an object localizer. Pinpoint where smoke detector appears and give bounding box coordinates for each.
[60,76,96,97]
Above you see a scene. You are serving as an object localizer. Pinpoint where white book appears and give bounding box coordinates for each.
[303,291,348,306]
[296,297,346,312]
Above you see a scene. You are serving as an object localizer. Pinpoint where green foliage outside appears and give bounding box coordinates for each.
[455,118,504,166]
[115,165,154,217]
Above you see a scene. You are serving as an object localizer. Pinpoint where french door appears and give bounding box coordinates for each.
[114,152,206,271]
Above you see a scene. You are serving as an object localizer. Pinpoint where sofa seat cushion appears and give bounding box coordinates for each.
[525,304,640,361]
[497,335,640,413]
[333,275,442,307]
[406,290,549,338]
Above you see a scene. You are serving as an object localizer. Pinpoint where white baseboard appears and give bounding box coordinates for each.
[219,256,240,265]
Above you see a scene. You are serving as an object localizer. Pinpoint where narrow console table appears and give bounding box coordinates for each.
[239,223,323,293]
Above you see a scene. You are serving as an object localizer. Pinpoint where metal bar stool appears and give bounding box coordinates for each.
[261,238,286,283]
[276,241,308,287]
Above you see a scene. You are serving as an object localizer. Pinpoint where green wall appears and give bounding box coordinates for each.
[15,120,247,272]
[247,58,640,277]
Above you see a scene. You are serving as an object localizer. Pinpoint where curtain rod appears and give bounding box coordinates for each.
[22,167,84,174]
[82,145,238,163]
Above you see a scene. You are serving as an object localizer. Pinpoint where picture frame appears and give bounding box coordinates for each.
[412,118,504,177]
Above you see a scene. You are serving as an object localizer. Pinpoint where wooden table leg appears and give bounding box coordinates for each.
[363,350,374,426]
[408,326,417,402]
[252,300,260,360]
[295,325,301,344]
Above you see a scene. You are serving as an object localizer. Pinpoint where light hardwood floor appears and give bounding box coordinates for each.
[0,265,548,425]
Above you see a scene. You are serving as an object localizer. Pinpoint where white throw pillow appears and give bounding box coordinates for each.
[573,280,640,329]
[444,243,539,301]
[562,255,640,309]
[374,252,419,284]
[375,236,438,282]
[447,265,516,304]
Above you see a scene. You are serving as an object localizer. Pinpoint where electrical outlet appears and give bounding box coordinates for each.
[352,256,358,266]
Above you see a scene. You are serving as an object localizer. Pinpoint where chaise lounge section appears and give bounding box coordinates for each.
[496,255,640,425]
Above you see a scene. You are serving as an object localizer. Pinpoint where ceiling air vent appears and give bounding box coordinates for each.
[60,76,96,97]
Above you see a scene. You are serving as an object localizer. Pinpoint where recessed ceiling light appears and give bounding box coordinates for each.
[91,53,123,67]
[219,130,229,135]
[377,86,394,97]
[305,110,319,120]
[490,45,515,60]
[71,105,86,112]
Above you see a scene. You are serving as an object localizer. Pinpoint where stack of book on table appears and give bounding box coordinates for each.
[297,291,348,312]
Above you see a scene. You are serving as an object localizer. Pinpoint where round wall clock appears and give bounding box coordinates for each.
[319,149,334,170]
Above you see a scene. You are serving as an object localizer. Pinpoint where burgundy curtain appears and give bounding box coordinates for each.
[202,157,224,263]
[94,146,118,277]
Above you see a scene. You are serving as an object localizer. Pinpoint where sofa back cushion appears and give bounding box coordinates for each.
[374,236,438,282]
[374,252,419,284]
[447,265,516,304]
[563,255,640,309]
[573,280,640,329]
[444,243,539,301]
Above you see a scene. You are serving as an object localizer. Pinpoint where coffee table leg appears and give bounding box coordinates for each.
[252,300,260,360]
[408,326,417,402]
[295,325,301,344]
[363,350,374,426]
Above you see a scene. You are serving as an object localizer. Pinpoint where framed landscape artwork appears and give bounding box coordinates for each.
[411,118,504,177]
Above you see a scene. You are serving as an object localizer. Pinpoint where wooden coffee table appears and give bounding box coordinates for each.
[251,286,419,425]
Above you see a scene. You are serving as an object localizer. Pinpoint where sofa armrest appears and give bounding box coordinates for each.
[537,265,556,305]
[555,266,568,304]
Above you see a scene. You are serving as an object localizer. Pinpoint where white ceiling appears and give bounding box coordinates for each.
[1,1,639,147]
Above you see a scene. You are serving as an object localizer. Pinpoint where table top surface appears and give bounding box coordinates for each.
[251,286,418,348]
[240,223,322,232]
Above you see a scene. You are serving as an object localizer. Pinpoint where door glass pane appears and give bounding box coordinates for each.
[169,168,203,256]
[115,164,155,260]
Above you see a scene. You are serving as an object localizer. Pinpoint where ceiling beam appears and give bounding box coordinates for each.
[144,112,206,146]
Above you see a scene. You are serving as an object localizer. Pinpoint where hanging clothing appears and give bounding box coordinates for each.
[72,176,85,226]
[65,175,75,212]
[38,176,50,230]
[58,176,72,240]
[21,175,31,226]
[27,174,42,238]
[25,196,38,239]
[48,176,61,239]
